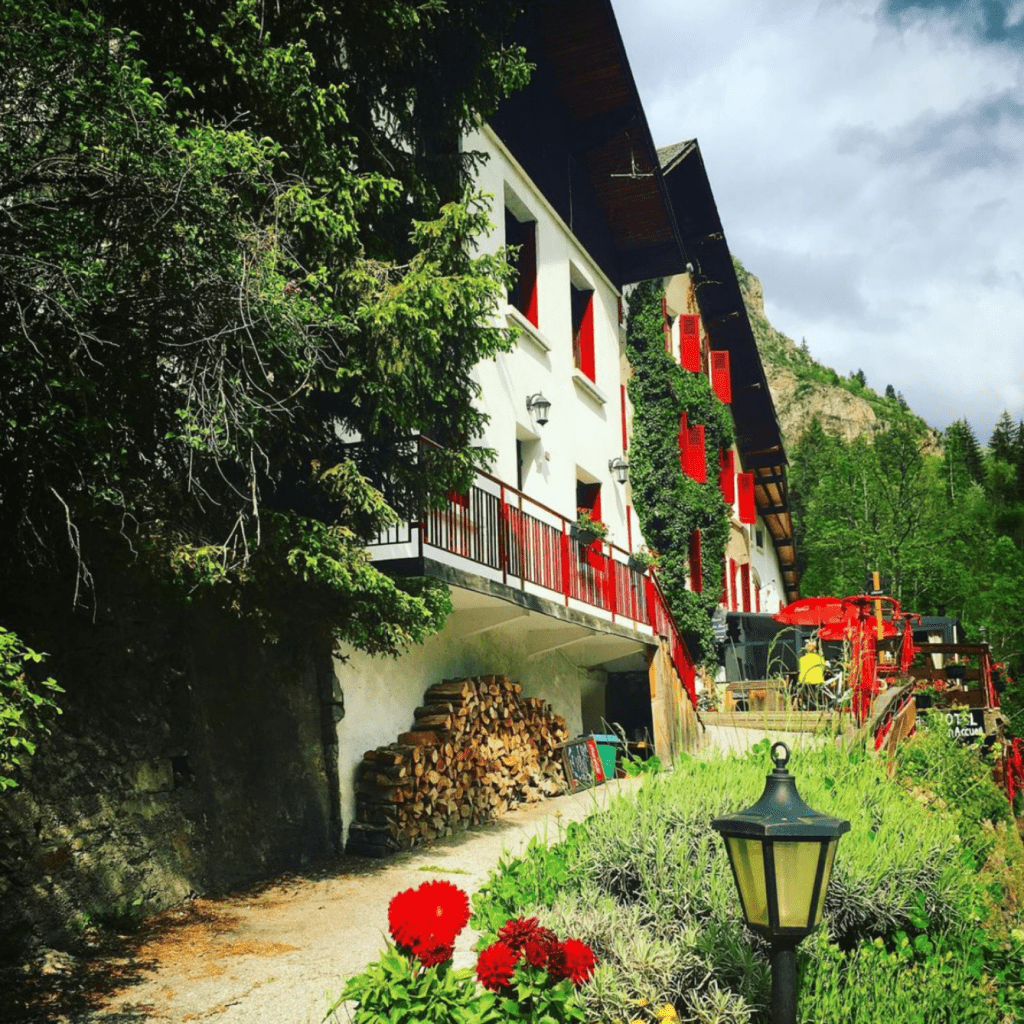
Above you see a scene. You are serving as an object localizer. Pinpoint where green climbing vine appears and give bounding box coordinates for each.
[626,279,733,666]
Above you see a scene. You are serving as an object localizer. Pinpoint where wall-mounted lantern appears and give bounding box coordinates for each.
[608,456,629,485]
[526,392,551,427]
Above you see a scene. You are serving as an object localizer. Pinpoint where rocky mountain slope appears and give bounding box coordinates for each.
[732,257,942,453]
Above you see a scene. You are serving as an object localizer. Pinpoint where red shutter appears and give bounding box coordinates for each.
[578,292,595,380]
[678,412,688,475]
[719,448,735,504]
[740,562,751,613]
[689,530,703,592]
[521,221,538,326]
[755,583,761,613]
[710,350,732,403]
[680,314,700,372]
[688,424,706,483]
[737,472,756,524]
[729,558,738,612]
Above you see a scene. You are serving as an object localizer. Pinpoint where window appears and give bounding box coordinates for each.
[678,413,706,483]
[575,479,603,571]
[689,530,703,592]
[737,472,756,524]
[571,282,595,381]
[680,314,701,372]
[719,448,735,504]
[710,350,732,404]
[755,527,765,551]
[576,480,601,521]
[505,202,537,326]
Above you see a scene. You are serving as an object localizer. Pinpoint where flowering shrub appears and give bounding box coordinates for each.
[328,885,594,1024]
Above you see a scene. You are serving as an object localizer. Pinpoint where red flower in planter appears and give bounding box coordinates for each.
[476,940,519,991]
[387,880,469,965]
[548,938,596,987]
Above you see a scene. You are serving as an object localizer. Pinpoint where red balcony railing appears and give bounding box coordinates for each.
[363,440,698,706]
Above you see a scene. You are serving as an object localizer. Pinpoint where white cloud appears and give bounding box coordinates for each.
[615,0,1024,442]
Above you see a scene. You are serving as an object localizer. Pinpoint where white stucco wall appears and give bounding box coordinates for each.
[464,125,633,552]
[333,609,598,839]
[750,518,787,614]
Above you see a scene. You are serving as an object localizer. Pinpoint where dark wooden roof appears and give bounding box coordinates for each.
[487,0,687,288]
[659,141,800,602]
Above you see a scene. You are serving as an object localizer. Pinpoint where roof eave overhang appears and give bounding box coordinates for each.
[488,0,688,289]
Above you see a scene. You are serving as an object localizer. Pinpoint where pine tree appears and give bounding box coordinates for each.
[989,411,1017,463]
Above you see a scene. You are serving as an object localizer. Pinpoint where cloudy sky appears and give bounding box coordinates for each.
[615,0,1024,443]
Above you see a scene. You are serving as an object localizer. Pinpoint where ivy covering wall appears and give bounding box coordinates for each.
[626,279,733,666]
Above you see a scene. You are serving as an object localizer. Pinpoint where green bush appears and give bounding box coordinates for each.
[893,712,1010,845]
[471,742,1000,1022]
[798,929,1005,1023]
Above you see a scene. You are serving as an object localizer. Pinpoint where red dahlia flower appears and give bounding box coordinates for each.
[415,880,470,947]
[498,916,545,953]
[524,935,552,968]
[560,938,597,986]
[476,940,519,991]
[387,886,424,952]
[387,881,469,965]
[416,942,455,968]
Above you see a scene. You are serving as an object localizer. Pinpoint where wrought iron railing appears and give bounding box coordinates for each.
[360,438,698,705]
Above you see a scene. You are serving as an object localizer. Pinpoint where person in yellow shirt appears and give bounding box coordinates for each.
[798,640,826,709]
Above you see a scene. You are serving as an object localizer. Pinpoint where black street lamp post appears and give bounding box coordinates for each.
[711,742,850,1024]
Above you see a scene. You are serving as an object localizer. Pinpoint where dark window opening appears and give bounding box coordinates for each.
[505,207,538,326]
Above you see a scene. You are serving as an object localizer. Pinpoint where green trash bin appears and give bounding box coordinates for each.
[591,734,621,780]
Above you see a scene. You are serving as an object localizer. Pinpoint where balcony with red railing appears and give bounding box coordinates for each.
[365,441,698,704]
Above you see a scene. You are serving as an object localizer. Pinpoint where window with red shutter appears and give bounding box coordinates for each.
[737,471,756,524]
[680,314,700,372]
[689,530,703,592]
[688,423,706,483]
[740,562,751,613]
[719,448,735,504]
[729,557,738,613]
[505,209,538,326]
[571,283,595,380]
[710,349,732,403]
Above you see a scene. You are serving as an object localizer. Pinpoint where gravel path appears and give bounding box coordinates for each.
[53,779,640,1024]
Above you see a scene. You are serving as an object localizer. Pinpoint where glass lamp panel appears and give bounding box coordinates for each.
[812,840,838,925]
[726,836,769,928]
[772,841,823,929]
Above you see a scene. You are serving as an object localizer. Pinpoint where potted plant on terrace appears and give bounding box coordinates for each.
[571,508,608,546]
[628,546,658,572]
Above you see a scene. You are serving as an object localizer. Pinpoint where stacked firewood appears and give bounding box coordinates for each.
[346,675,569,858]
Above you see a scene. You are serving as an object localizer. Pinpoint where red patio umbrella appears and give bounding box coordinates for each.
[773,596,845,627]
